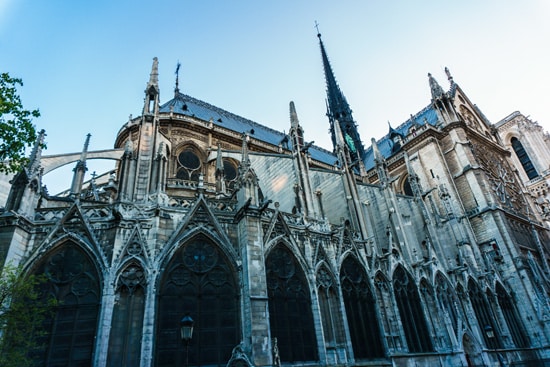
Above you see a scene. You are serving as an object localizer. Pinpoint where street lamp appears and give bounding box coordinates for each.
[180,315,194,367]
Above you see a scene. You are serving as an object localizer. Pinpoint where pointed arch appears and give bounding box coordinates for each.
[29,241,102,366]
[393,266,433,352]
[374,271,400,351]
[495,283,529,348]
[435,272,461,338]
[340,255,384,359]
[420,277,450,350]
[155,234,240,366]
[107,262,147,367]
[316,264,345,347]
[266,243,318,362]
[467,279,501,349]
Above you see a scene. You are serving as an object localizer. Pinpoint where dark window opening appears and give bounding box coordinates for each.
[393,266,433,353]
[266,245,318,362]
[155,236,240,367]
[340,256,385,359]
[511,137,538,180]
[31,244,101,366]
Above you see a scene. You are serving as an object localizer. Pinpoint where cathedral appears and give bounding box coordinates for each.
[2,33,550,367]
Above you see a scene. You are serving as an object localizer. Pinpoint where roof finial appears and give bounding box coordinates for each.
[175,61,181,95]
[445,66,453,83]
[315,20,321,38]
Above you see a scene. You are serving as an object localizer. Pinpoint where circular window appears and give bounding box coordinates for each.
[223,160,237,181]
[178,150,201,170]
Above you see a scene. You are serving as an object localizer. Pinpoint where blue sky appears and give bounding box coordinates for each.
[2,1,549,192]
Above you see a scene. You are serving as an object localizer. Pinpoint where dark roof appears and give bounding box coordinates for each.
[160,93,338,166]
[363,105,439,170]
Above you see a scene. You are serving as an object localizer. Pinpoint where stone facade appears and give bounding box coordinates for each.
[1,45,550,367]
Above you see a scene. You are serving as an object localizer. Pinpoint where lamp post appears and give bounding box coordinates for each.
[180,315,194,367]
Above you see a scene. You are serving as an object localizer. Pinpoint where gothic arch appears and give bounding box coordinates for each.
[495,283,529,348]
[316,264,345,348]
[420,277,450,350]
[393,265,433,352]
[159,226,239,278]
[467,279,502,349]
[435,271,461,338]
[374,271,400,351]
[108,262,147,367]
[266,242,318,362]
[154,234,241,366]
[265,236,310,278]
[27,240,102,366]
[340,255,385,359]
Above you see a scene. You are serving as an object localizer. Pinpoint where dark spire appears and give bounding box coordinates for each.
[317,29,365,162]
[175,61,181,96]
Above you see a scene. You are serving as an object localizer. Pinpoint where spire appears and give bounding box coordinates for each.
[175,61,181,96]
[289,101,299,129]
[143,57,160,115]
[428,72,445,100]
[148,57,159,89]
[70,133,91,197]
[27,129,46,176]
[317,29,365,162]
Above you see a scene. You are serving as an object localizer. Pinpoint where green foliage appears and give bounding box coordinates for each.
[0,73,41,174]
[0,264,55,367]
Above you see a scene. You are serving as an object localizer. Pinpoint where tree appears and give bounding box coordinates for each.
[0,73,41,174]
[0,264,54,367]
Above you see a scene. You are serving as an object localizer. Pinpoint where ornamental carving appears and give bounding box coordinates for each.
[471,142,523,213]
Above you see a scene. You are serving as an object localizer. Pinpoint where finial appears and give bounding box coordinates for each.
[428,72,445,100]
[175,61,181,95]
[315,21,321,38]
[148,57,159,87]
[445,67,453,82]
[289,101,299,128]
[83,133,91,153]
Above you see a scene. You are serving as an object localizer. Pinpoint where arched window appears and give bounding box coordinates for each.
[32,243,101,366]
[340,256,385,359]
[435,273,460,337]
[176,148,202,181]
[266,244,318,362]
[511,137,538,180]
[374,272,400,351]
[155,236,240,366]
[468,280,501,349]
[316,266,344,347]
[402,176,414,197]
[496,284,529,348]
[393,266,433,352]
[108,263,146,367]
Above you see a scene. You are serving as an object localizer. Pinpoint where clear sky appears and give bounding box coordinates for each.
[2,1,549,192]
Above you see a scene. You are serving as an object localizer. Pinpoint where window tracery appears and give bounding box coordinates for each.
[266,245,318,362]
[176,147,202,181]
[155,237,239,366]
[340,256,385,358]
[393,266,433,353]
[32,244,101,366]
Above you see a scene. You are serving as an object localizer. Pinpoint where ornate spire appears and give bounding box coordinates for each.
[143,57,160,115]
[27,129,46,176]
[317,29,365,162]
[148,57,159,89]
